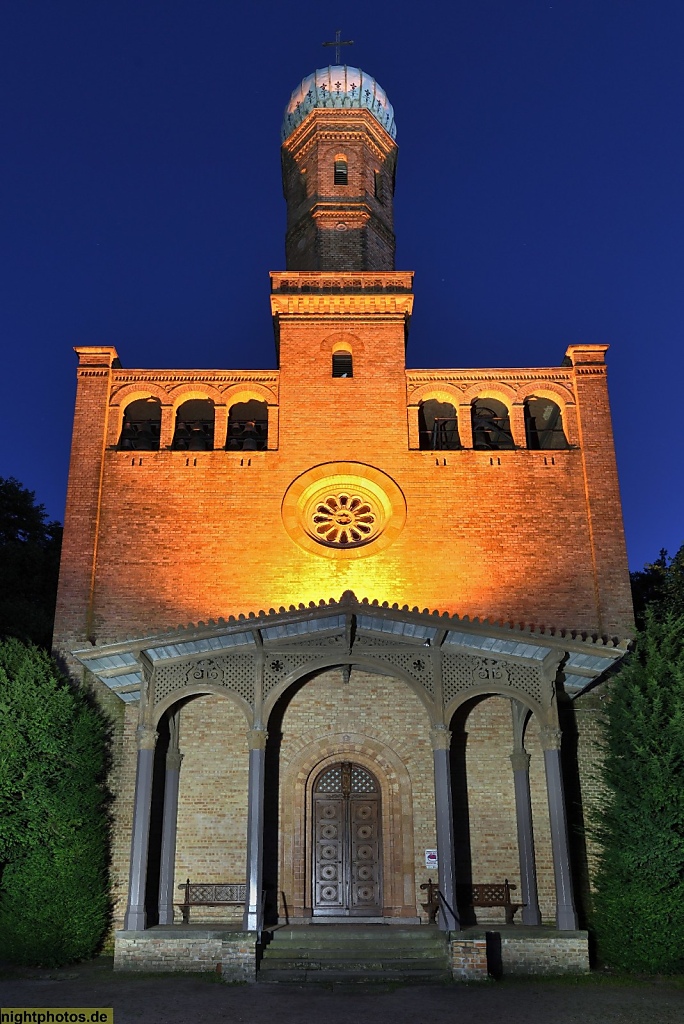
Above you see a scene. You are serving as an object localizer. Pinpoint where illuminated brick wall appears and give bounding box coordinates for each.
[53,305,632,659]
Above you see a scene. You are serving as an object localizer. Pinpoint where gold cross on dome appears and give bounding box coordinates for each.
[322,29,354,65]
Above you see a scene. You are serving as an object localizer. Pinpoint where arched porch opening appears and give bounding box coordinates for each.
[264,662,431,924]
[141,690,251,928]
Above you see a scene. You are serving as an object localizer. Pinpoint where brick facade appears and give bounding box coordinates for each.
[54,63,631,974]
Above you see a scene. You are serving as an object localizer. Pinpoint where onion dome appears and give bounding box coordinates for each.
[282,65,396,142]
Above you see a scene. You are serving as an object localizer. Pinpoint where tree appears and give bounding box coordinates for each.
[0,638,110,966]
[0,477,62,649]
[591,610,684,973]
[630,543,684,630]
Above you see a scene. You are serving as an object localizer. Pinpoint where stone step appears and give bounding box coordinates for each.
[263,945,447,960]
[259,926,450,984]
[267,928,444,944]
[261,955,449,969]
[258,968,453,985]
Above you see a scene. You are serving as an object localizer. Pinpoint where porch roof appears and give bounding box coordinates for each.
[72,591,630,704]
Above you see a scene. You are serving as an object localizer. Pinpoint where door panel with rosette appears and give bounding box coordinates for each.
[313,762,382,916]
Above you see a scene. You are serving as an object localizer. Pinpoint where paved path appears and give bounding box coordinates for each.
[1,959,682,1024]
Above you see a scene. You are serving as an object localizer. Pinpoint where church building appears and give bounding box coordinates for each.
[53,63,633,980]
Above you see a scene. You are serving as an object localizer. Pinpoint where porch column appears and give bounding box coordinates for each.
[542,727,579,930]
[243,728,268,933]
[123,725,158,931]
[158,712,183,926]
[431,726,460,931]
[510,750,542,926]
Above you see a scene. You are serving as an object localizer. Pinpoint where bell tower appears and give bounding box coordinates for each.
[281,66,398,271]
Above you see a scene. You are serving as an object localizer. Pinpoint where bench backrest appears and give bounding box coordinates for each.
[457,880,517,906]
[180,882,247,904]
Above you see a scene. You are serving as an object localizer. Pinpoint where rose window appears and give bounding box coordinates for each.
[311,493,378,546]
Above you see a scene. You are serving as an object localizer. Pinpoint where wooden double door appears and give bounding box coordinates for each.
[312,762,383,917]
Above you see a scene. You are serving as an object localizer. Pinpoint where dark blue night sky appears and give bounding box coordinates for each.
[1,1,682,570]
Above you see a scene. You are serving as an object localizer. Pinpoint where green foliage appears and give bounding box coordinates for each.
[630,543,684,630]
[0,477,62,649]
[592,612,684,973]
[0,638,110,966]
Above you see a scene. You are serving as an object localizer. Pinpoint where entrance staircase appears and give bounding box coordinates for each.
[258,925,451,984]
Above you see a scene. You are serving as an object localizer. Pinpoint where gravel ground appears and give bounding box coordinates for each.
[1,959,683,1024]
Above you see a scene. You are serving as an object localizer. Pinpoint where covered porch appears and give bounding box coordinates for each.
[74,592,628,976]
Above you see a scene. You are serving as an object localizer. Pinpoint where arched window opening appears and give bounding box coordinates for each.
[471,399,515,450]
[118,398,161,450]
[226,400,268,451]
[418,399,461,450]
[524,398,569,450]
[172,399,215,451]
[334,156,348,185]
[332,352,353,377]
[374,170,383,202]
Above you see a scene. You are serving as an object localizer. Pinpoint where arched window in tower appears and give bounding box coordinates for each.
[118,398,161,450]
[226,400,268,451]
[334,154,348,185]
[471,399,515,450]
[418,400,461,450]
[172,399,215,451]
[524,397,569,450]
[332,351,353,377]
[374,170,383,202]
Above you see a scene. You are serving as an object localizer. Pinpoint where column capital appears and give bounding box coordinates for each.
[136,725,158,750]
[430,725,452,751]
[247,728,268,750]
[540,726,562,751]
[510,750,531,772]
[166,749,184,771]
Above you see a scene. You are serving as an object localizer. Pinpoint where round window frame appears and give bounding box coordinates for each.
[281,462,407,560]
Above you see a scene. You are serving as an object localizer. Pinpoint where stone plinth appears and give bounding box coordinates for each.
[453,927,589,978]
[450,938,488,980]
[114,927,257,982]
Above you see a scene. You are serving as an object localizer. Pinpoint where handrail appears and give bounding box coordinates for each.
[435,887,460,932]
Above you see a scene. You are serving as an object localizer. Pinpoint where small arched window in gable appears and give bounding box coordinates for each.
[332,351,353,377]
[524,398,569,450]
[172,399,215,451]
[334,155,348,185]
[471,399,515,450]
[118,398,161,450]
[226,400,268,451]
[418,399,460,450]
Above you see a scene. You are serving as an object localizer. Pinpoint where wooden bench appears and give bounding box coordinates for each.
[175,880,246,924]
[457,879,523,925]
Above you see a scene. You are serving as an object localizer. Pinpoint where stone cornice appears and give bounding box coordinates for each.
[271,293,413,318]
[407,370,573,385]
[271,271,413,293]
[112,371,278,381]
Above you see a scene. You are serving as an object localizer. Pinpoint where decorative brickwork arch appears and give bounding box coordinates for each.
[110,382,170,407]
[167,383,224,413]
[222,382,277,407]
[462,382,517,406]
[319,331,365,357]
[279,731,418,918]
[513,381,575,407]
[409,382,464,406]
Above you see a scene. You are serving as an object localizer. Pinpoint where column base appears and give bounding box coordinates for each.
[123,905,147,931]
[556,906,579,931]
